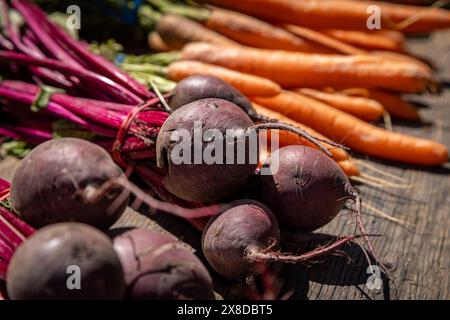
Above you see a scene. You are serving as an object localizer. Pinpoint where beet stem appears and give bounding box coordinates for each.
[0,51,142,104]
[80,176,223,220]
[12,0,83,68]
[0,209,27,243]
[20,0,152,99]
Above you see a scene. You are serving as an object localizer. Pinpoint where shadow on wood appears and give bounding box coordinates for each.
[279,232,392,300]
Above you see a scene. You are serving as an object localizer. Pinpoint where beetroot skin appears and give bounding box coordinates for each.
[169,75,261,120]
[10,138,129,229]
[156,98,257,203]
[111,228,214,300]
[6,223,125,300]
[202,201,280,280]
[260,145,351,231]
[202,200,358,281]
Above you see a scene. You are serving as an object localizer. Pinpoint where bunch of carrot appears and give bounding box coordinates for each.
[124,0,449,167]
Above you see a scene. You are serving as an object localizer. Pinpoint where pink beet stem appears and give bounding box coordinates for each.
[0,235,14,262]
[19,0,153,99]
[11,0,83,69]
[0,206,35,238]
[0,86,117,136]
[0,51,142,105]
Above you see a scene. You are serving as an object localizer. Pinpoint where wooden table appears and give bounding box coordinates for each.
[1,31,449,300]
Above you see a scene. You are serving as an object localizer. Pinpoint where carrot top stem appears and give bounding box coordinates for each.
[138,5,163,29]
[124,52,181,66]
[120,62,168,76]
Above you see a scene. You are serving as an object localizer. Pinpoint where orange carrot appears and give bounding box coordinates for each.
[252,91,448,166]
[338,159,361,177]
[323,87,420,121]
[319,29,406,52]
[203,7,335,53]
[155,14,238,49]
[374,1,450,33]
[199,0,450,33]
[370,51,432,73]
[296,88,385,121]
[147,32,177,52]
[366,89,421,121]
[252,103,349,161]
[286,25,429,70]
[166,60,281,97]
[181,42,435,93]
[282,24,367,55]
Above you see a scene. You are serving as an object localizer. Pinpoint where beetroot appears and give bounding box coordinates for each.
[256,146,382,271]
[202,201,355,281]
[10,138,129,228]
[6,223,125,300]
[169,75,264,121]
[156,98,329,203]
[259,145,356,231]
[156,98,257,203]
[111,228,214,300]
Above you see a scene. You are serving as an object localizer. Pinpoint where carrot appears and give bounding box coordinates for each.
[323,87,421,121]
[296,88,385,122]
[181,42,435,93]
[148,0,336,53]
[373,1,450,33]
[338,159,361,177]
[147,32,177,52]
[252,103,349,161]
[155,14,238,49]
[319,29,406,52]
[167,60,281,97]
[282,24,367,55]
[252,91,448,166]
[199,0,450,33]
[378,0,440,4]
[366,89,421,121]
[370,51,432,73]
[203,7,335,53]
[122,60,281,96]
[285,25,429,69]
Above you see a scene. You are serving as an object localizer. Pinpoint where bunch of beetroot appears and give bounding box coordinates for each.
[0,138,215,300]
[0,75,381,298]
[0,0,383,298]
[0,0,176,198]
[155,82,376,281]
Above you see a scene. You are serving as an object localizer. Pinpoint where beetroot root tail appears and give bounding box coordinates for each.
[245,235,358,264]
[347,185,390,278]
[250,123,348,158]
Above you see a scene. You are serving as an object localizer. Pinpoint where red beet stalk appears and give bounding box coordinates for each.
[15,0,153,100]
[0,51,142,104]
[0,178,35,281]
